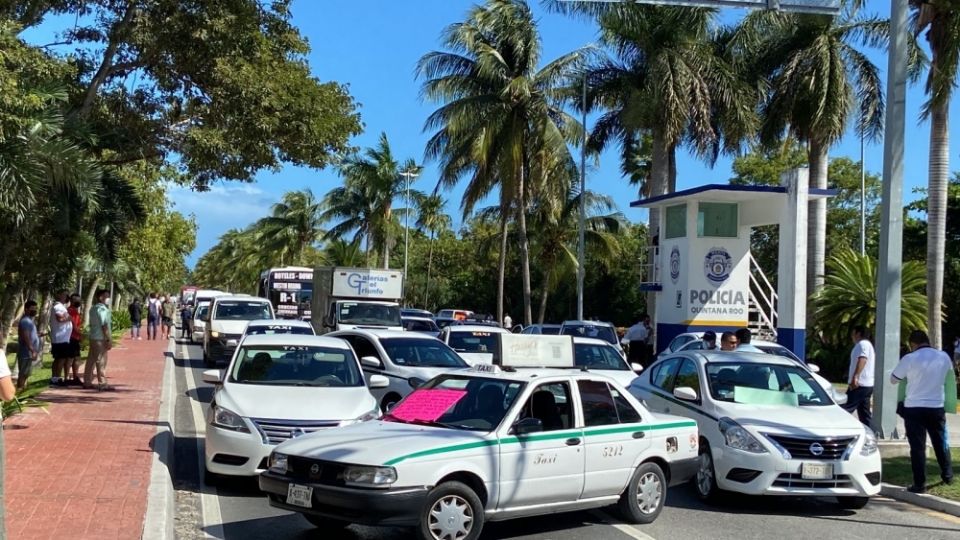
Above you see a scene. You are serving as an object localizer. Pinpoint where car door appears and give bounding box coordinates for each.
[578,379,652,498]
[339,334,395,402]
[498,381,585,509]
[642,357,682,414]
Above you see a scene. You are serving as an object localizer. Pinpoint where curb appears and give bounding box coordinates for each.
[880,483,960,517]
[142,341,177,540]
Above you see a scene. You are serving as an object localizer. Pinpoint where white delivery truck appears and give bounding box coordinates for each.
[311,267,405,334]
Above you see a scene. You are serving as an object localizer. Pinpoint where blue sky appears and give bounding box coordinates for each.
[21,1,958,266]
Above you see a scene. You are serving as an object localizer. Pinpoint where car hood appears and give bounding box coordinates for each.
[274,420,492,466]
[716,402,864,434]
[211,320,252,335]
[218,383,377,422]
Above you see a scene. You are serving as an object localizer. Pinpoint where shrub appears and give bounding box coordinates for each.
[111,309,132,332]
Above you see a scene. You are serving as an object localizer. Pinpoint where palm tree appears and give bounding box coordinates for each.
[911,1,958,349]
[418,0,585,325]
[744,8,885,297]
[258,189,324,266]
[322,238,365,267]
[413,193,452,308]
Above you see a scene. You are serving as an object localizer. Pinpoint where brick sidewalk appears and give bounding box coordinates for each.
[3,335,169,540]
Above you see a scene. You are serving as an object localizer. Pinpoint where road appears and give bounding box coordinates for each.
[167,337,960,540]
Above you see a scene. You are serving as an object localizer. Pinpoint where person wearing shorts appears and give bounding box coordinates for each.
[49,291,73,387]
[16,301,40,391]
[161,295,176,340]
[67,294,84,385]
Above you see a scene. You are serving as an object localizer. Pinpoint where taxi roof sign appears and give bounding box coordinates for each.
[495,334,575,369]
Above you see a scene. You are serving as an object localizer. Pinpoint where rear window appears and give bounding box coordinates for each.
[448,331,497,354]
[245,324,314,336]
[214,301,272,321]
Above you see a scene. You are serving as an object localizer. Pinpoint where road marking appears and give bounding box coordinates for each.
[181,339,226,539]
[588,510,658,540]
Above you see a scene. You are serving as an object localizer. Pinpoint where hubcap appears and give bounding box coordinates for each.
[428,495,473,540]
[636,472,663,513]
[697,452,714,496]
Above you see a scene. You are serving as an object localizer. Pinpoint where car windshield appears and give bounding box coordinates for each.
[574,343,629,370]
[706,362,832,406]
[384,375,525,431]
[403,319,439,332]
[229,345,363,387]
[756,345,803,363]
[338,302,401,326]
[379,338,468,368]
[194,305,209,319]
[561,324,618,345]
[245,324,313,336]
[447,331,498,354]
[215,301,272,321]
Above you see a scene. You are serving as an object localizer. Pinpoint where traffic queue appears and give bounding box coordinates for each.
[192,304,883,540]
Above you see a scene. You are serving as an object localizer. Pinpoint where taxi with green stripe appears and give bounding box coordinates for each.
[259,334,699,540]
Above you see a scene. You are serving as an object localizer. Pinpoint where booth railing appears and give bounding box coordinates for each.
[748,253,778,338]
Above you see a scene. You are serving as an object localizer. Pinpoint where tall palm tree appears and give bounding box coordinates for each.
[258,189,324,266]
[743,8,885,297]
[414,193,452,308]
[418,0,585,325]
[911,1,958,348]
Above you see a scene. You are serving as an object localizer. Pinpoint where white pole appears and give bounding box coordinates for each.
[577,73,587,321]
[860,133,866,255]
[401,169,418,308]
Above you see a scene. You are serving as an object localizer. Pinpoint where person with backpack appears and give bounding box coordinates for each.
[146,293,161,340]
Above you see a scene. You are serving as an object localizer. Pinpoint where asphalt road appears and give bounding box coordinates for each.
[168,337,960,540]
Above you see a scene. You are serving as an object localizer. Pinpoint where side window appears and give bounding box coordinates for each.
[674,359,702,395]
[346,336,382,363]
[611,386,642,424]
[652,358,681,391]
[518,382,572,432]
[578,380,619,427]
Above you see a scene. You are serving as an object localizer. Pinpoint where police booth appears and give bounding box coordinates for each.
[631,169,834,361]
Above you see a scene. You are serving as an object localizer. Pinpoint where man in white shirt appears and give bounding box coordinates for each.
[49,290,74,387]
[734,328,763,353]
[623,315,650,366]
[843,326,875,427]
[890,330,954,493]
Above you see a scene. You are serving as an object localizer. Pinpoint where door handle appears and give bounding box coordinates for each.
[632,431,646,439]
[565,438,581,446]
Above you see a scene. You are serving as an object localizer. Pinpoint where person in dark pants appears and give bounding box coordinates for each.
[180,305,193,340]
[623,315,650,366]
[843,326,875,428]
[891,330,954,493]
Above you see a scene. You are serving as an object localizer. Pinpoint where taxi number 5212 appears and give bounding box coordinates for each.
[601,445,623,457]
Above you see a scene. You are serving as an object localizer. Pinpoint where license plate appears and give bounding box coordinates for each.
[801,462,833,480]
[286,483,313,508]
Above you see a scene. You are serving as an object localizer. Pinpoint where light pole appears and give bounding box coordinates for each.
[860,133,866,255]
[400,169,420,307]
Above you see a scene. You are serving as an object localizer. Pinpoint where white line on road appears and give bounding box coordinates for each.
[588,510,658,540]
[181,339,226,539]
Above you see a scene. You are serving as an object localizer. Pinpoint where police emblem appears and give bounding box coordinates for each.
[703,247,733,286]
[669,246,681,284]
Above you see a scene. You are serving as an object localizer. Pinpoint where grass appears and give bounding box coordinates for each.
[882,447,960,501]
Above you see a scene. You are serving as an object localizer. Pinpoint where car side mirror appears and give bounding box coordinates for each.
[806,363,821,374]
[360,356,382,369]
[323,315,334,328]
[512,417,543,435]
[631,363,644,373]
[201,314,209,322]
[673,386,698,402]
[368,374,389,389]
[202,369,222,385]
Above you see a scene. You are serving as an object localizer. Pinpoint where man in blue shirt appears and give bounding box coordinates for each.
[17,300,40,391]
[84,289,113,391]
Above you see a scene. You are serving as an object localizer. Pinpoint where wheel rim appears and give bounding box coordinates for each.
[428,495,473,540]
[636,471,663,514]
[697,451,714,496]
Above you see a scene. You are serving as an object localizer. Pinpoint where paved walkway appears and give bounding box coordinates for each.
[4,335,169,540]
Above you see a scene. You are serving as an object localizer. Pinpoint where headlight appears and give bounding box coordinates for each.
[719,418,767,454]
[211,404,249,432]
[340,406,381,426]
[342,465,397,487]
[210,331,220,338]
[861,428,878,456]
[269,452,288,474]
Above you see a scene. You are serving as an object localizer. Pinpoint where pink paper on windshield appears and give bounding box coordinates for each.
[389,389,467,422]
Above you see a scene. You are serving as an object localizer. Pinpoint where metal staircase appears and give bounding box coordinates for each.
[747,253,778,340]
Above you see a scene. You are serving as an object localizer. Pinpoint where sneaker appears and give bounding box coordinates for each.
[942,476,954,485]
[907,485,926,494]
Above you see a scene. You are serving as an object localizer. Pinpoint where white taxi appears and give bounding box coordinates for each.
[259,335,699,538]
[628,350,881,509]
[438,324,509,365]
[203,334,387,479]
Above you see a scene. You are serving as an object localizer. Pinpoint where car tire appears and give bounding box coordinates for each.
[618,461,667,524]
[381,393,402,412]
[416,481,484,540]
[694,442,721,503]
[303,514,349,529]
[836,496,870,510]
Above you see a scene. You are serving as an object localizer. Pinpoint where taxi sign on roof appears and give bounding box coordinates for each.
[495,334,574,368]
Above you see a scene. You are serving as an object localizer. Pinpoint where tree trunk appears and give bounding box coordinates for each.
[645,133,671,326]
[807,139,828,301]
[0,283,22,349]
[517,166,533,327]
[927,100,949,348]
[496,214,509,327]
[537,267,550,324]
[425,233,435,309]
[84,276,102,327]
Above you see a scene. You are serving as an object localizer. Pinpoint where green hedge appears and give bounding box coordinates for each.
[111,310,132,332]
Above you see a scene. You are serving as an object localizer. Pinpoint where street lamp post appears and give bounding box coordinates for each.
[400,169,420,308]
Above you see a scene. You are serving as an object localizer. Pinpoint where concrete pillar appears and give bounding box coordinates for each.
[777,168,809,359]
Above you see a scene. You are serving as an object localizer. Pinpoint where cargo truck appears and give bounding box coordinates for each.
[311,267,404,334]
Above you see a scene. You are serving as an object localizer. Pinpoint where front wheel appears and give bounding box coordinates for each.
[836,496,870,510]
[381,393,402,412]
[416,481,484,540]
[618,462,666,524]
[303,514,349,529]
[694,443,721,503]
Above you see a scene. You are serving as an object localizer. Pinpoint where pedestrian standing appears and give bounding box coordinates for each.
[702,331,718,351]
[16,300,40,391]
[161,294,176,340]
[890,330,954,493]
[842,326,875,427]
[84,289,113,391]
[180,304,193,340]
[734,328,764,353]
[128,298,142,340]
[719,332,738,351]
[146,292,160,340]
[66,294,84,385]
[624,315,650,366]
[49,290,73,387]
[503,313,512,330]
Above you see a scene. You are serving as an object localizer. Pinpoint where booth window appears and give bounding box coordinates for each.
[664,204,687,239]
[697,202,738,238]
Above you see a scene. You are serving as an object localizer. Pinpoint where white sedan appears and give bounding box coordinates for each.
[572,337,642,388]
[242,319,315,339]
[628,350,880,509]
[202,334,387,479]
[438,324,509,365]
